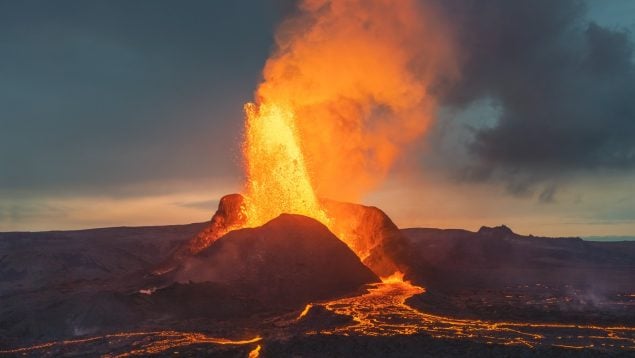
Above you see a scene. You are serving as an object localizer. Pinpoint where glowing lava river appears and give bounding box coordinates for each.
[301,281,635,350]
[3,281,634,356]
[0,331,262,357]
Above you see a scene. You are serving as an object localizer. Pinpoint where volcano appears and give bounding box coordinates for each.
[141,194,410,313]
[0,199,387,346]
[170,213,379,307]
[156,194,415,280]
[2,199,635,356]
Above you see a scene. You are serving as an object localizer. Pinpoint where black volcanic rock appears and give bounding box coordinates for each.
[0,216,378,344]
[477,224,515,238]
[402,226,635,292]
[0,223,205,297]
[173,214,380,308]
[152,194,246,274]
[0,224,205,343]
[404,226,635,325]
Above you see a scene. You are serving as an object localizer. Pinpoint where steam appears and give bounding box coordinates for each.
[247,0,457,202]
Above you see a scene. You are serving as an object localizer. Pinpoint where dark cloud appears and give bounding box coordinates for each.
[538,184,558,204]
[430,0,635,188]
[0,0,284,195]
[2,0,633,201]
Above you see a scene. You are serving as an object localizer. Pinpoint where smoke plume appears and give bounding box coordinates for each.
[249,0,457,202]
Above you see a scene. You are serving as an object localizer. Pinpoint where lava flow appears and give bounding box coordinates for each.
[5,282,634,356]
[0,331,262,357]
[298,280,635,350]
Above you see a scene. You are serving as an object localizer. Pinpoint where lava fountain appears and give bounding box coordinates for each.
[240,0,457,271]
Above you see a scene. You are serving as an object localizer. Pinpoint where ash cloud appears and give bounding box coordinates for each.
[429,0,635,190]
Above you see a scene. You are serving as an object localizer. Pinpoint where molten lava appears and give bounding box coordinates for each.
[243,102,329,229]
[0,331,262,357]
[239,0,457,268]
[298,281,635,349]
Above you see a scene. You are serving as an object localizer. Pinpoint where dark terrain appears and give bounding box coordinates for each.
[1,207,634,356]
[0,214,378,347]
[403,226,635,325]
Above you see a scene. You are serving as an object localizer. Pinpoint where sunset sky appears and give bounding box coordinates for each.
[2,0,634,238]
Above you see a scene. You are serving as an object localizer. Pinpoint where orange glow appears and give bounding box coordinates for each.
[243,102,329,228]
[300,281,635,349]
[380,271,406,283]
[0,331,262,357]
[297,303,314,320]
[248,344,262,358]
[241,0,456,266]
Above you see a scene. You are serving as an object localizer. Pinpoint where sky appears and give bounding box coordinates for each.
[1,0,634,238]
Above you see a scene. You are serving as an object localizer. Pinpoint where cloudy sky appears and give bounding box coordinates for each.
[1,0,634,237]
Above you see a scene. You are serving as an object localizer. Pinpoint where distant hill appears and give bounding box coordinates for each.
[583,235,635,242]
[402,225,635,292]
[0,223,207,297]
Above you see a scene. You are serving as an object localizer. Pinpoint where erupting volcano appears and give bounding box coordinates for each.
[2,0,635,357]
[198,0,456,278]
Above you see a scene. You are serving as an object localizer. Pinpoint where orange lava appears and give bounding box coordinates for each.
[0,331,261,357]
[248,344,262,358]
[380,271,406,283]
[297,303,314,321]
[5,285,634,355]
[302,281,635,350]
[243,101,330,229]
